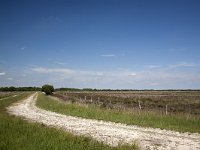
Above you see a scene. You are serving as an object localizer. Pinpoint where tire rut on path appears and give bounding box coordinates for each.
[7,93,200,150]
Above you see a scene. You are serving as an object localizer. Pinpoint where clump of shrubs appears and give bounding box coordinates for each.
[41,84,54,95]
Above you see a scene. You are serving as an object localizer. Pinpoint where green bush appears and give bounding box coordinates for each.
[41,84,54,95]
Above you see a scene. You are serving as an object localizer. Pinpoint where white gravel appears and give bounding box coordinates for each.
[7,93,200,150]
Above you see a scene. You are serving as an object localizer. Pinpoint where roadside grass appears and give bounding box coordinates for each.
[0,92,137,150]
[37,93,200,133]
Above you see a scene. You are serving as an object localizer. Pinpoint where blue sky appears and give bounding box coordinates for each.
[0,0,200,89]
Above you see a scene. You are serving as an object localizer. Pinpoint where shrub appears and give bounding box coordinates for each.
[41,84,54,95]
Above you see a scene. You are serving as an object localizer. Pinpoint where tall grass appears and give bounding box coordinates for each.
[37,93,200,133]
[0,92,137,150]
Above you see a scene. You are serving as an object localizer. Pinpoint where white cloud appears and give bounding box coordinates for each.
[7,78,13,80]
[168,62,196,69]
[32,67,74,74]
[101,54,116,57]
[22,65,200,89]
[128,73,137,76]
[0,72,6,76]
[32,67,137,80]
[145,65,159,69]
[54,62,66,65]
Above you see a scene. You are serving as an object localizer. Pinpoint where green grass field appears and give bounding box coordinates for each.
[37,93,200,133]
[0,92,137,150]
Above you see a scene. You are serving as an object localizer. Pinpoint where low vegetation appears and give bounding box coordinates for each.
[37,93,200,133]
[0,92,17,99]
[0,92,137,150]
[55,90,200,115]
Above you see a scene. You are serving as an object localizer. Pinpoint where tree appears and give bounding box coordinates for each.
[8,86,16,91]
[41,84,54,95]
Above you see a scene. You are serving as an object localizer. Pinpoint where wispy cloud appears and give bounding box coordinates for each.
[7,78,13,80]
[31,67,138,78]
[0,72,6,76]
[101,54,116,57]
[145,65,159,69]
[32,67,74,74]
[168,62,196,69]
[128,73,137,76]
[54,62,66,65]
[9,64,200,89]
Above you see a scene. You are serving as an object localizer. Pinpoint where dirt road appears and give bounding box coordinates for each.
[7,93,200,150]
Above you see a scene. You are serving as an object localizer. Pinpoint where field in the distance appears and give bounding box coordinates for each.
[0,91,19,99]
[54,90,200,115]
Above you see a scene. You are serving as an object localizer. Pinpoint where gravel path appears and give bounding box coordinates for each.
[7,93,200,150]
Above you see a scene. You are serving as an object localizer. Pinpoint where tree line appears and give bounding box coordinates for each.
[0,86,199,92]
[0,86,41,91]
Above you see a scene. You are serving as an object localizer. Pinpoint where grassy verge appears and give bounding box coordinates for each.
[0,92,137,150]
[37,93,200,133]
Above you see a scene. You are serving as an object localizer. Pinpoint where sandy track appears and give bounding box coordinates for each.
[7,93,200,150]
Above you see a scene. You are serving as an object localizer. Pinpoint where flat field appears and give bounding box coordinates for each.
[55,90,200,115]
[0,92,19,99]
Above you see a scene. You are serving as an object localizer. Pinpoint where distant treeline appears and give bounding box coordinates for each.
[0,87,41,91]
[56,88,200,92]
[0,86,199,92]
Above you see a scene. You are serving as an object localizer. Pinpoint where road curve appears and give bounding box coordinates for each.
[7,93,200,150]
